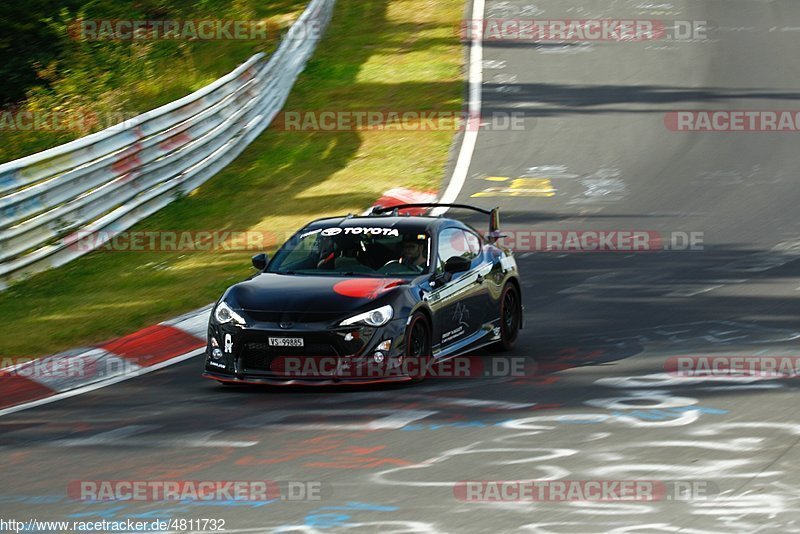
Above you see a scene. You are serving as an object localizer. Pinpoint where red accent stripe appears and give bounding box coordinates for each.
[100,325,204,367]
[374,195,427,215]
[333,278,405,298]
[0,374,56,409]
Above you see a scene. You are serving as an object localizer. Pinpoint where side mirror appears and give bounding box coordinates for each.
[444,255,471,274]
[251,253,269,271]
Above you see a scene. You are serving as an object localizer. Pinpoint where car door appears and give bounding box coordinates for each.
[428,227,490,352]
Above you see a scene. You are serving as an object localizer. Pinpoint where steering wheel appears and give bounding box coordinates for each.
[381,259,401,269]
[317,252,335,268]
[380,260,423,274]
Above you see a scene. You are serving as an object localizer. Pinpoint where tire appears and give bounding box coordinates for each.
[405,312,432,382]
[489,283,521,352]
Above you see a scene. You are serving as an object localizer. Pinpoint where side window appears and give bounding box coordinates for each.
[437,228,479,272]
[464,230,482,257]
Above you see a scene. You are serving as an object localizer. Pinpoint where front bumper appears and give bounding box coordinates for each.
[204,315,410,384]
[203,370,411,386]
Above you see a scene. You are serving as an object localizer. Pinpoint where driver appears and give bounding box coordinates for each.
[399,235,428,268]
[316,234,336,268]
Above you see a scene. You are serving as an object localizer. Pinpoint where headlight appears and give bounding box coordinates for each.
[340,305,394,327]
[214,301,246,325]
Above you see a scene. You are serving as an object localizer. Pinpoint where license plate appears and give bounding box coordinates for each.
[268,337,304,348]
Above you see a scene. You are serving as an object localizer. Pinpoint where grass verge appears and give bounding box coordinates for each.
[0,0,465,358]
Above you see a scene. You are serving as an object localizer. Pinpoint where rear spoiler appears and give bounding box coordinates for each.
[368,203,503,242]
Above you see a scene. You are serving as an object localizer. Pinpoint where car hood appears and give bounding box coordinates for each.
[227,273,409,319]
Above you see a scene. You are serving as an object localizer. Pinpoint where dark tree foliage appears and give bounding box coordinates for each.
[0,1,81,105]
[0,0,237,105]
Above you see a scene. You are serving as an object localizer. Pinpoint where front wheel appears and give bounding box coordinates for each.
[489,283,521,352]
[405,312,431,382]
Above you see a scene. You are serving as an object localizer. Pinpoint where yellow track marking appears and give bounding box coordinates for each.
[472,178,555,197]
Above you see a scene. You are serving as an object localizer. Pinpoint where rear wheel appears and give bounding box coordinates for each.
[489,283,521,352]
[405,312,431,382]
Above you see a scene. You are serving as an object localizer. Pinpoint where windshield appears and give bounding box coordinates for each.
[268,226,431,276]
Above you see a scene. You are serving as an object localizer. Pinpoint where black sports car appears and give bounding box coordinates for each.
[203,203,523,385]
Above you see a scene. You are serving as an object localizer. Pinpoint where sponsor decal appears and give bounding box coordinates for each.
[442,326,466,344]
[321,227,400,237]
[453,302,470,327]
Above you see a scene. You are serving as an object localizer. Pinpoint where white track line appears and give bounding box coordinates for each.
[431,0,485,216]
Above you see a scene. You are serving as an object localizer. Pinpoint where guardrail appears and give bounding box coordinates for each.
[0,0,335,289]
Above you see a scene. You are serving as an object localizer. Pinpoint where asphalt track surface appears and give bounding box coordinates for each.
[4,0,800,532]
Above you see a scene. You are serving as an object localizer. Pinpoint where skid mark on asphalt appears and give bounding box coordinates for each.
[711,238,800,273]
[408,395,534,411]
[234,409,438,431]
[560,270,753,299]
[53,425,158,446]
[235,432,413,470]
[52,425,257,448]
[534,320,800,349]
